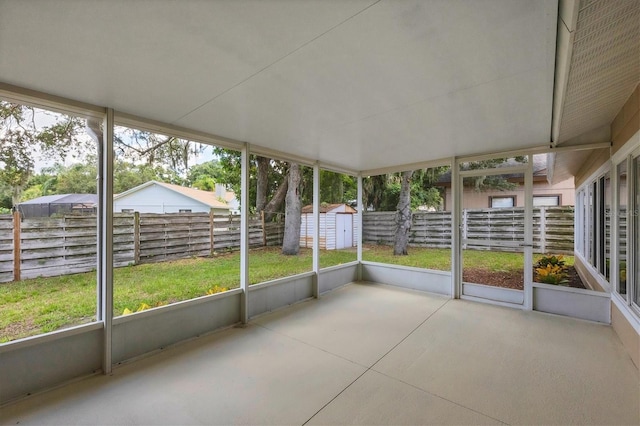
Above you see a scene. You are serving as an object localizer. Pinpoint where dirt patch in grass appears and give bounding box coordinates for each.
[463,266,586,290]
[0,318,37,343]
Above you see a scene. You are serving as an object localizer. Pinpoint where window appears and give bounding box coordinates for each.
[603,173,611,280]
[0,101,98,343]
[582,189,588,257]
[634,156,639,308]
[178,209,192,213]
[617,160,628,300]
[575,172,611,283]
[589,182,595,265]
[489,196,515,208]
[533,195,560,206]
[575,190,583,255]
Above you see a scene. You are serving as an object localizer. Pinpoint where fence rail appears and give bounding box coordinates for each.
[0,212,284,283]
[363,207,575,253]
[1,207,574,283]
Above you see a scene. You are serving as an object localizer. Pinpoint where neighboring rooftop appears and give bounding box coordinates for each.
[301,203,357,214]
[18,194,98,205]
[114,181,230,210]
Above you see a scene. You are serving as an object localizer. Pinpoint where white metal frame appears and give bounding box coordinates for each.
[99,109,115,372]
[609,131,640,321]
[454,157,533,306]
[312,163,320,298]
[0,81,632,387]
[628,146,640,314]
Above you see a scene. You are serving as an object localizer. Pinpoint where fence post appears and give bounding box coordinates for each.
[13,210,20,282]
[134,212,140,264]
[261,211,266,247]
[462,209,468,250]
[539,207,546,254]
[210,209,215,256]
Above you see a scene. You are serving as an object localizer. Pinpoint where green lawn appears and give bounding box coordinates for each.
[0,247,356,343]
[363,245,573,272]
[0,245,570,343]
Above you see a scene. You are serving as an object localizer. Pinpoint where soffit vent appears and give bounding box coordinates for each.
[558,0,639,143]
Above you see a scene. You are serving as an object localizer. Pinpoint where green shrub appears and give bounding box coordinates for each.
[535,254,565,269]
[534,254,568,285]
[535,264,568,285]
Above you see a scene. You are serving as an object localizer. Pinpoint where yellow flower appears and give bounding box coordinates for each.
[136,303,151,312]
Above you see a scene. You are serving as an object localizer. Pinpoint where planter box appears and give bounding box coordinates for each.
[527,282,610,323]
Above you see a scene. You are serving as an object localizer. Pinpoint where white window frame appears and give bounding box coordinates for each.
[611,130,640,322]
[532,195,560,207]
[489,195,516,208]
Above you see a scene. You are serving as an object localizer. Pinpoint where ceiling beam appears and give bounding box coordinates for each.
[0,82,104,119]
[550,0,580,145]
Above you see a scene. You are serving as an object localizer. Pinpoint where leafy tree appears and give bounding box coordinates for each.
[364,167,448,212]
[114,127,205,177]
[363,175,389,211]
[186,160,225,191]
[1,101,215,208]
[0,102,87,205]
[212,149,290,219]
[55,162,98,194]
[461,157,526,191]
[113,160,179,193]
[320,171,356,204]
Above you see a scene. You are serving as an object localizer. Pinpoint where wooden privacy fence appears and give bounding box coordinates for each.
[362,206,575,253]
[0,212,284,283]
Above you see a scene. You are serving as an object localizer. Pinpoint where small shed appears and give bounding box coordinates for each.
[113,181,231,214]
[300,203,357,250]
[17,194,98,218]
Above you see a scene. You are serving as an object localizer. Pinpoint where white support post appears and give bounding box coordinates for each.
[357,174,364,281]
[240,145,250,323]
[523,154,534,310]
[451,157,461,299]
[312,163,320,297]
[99,108,114,373]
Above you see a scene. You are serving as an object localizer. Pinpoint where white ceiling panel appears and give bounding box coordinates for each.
[0,0,374,122]
[0,0,558,172]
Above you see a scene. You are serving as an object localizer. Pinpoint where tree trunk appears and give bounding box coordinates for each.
[255,156,269,213]
[263,177,288,222]
[282,163,302,255]
[393,170,413,255]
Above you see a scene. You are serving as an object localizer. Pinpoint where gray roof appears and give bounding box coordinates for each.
[19,194,98,205]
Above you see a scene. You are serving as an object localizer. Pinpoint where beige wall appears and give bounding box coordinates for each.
[612,303,640,369]
[574,83,640,370]
[573,255,606,293]
[444,178,575,211]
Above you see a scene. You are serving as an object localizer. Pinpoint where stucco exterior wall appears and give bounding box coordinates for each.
[114,185,228,214]
[611,302,640,369]
[444,178,575,210]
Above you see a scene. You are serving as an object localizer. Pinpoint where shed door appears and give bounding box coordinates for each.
[336,214,352,249]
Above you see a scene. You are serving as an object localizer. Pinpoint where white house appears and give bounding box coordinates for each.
[114,181,231,214]
[300,203,357,250]
[214,183,240,215]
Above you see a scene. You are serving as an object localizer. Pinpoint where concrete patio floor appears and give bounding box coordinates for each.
[1,282,638,425]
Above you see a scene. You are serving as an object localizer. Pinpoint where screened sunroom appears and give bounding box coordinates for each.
[0,1,638,424]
